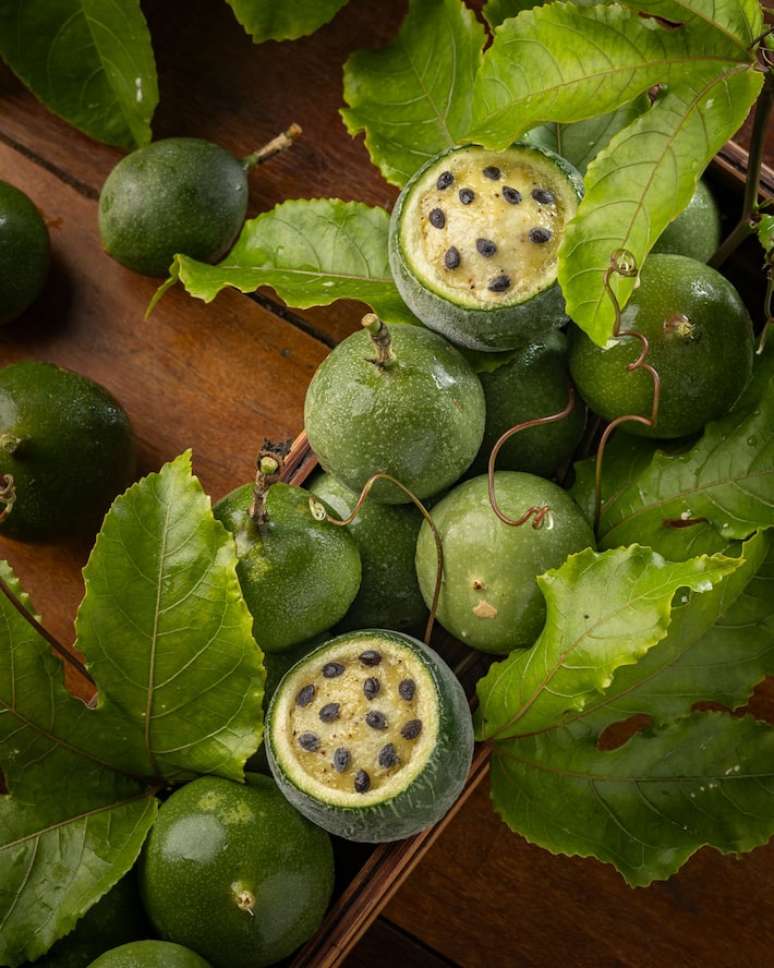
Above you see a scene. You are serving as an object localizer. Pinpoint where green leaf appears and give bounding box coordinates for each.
[469,2,753,149]
[484,0,546,29]
[475,545,738,741]
[559,68,762,344]
[758,213,774,255]
[224,0,348,41]
[616,0,763,50]
[490,712,774,886]
[0,562,157,967]
[341,0,485,187]
[74,452,265,783]
[0,0,158,149]
[164,199,417,324]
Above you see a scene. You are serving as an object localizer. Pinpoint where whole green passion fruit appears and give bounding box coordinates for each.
[87,941,211,968]
[652,180,721,263]
[0,180,50,324]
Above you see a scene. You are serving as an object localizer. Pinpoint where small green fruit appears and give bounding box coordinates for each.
[139,776,334,968]
[569,254,754,439]
[0,362,136,540]
[87,941,211,967]
[304,317,485,504]
[416,473,595,653]
[0,180,49,324]
[652,180,721,263]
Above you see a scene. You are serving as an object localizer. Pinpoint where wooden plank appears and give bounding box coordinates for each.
[344,917,458,968]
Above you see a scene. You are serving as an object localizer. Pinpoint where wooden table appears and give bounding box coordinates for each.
[1,2,772,966]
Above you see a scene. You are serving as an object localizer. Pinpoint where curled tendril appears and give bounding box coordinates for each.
[0,474,15,525]
[593,250,662,533]
[309,473,443,645]
[487,385,576,529]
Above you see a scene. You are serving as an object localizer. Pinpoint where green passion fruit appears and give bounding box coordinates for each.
[0,181,50,324]
[309,473,427,633]
[389,143,583,351]
[416,473,595,653]
[266,630,473,842]
[87,942,211,968]
[469,330,586,478]
[214,462,361,652]
[569,254,754,439]
[652,180,721,263]
[139,775,334,968]
[304,316,485,504]
[0,362,136,540]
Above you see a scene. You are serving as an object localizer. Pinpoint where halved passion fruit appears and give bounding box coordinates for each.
[266,630,473,842]
[389,143,583,351]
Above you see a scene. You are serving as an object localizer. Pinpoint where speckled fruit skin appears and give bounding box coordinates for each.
[388,143,583,352]
[139,776,334,968]
[569,254,754,439]
[469,329,586,478]
[214,482,361,652]
[87,941,212,967]
[0,180,49,324]
[304,325,485,504]
[0,362,136,541]
[416,473,595,653]
[652,180,721,263]
[309,473,427,633]
[99,139,248,277]
[266,630,474,842]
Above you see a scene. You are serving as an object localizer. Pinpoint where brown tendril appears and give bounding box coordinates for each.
[593,249,662,533]
[487,385,577,529]
[0,474,15,525]
[308,472,443,645]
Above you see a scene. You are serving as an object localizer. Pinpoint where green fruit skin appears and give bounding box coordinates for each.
[139,776,334,968]
[416,473,595,653]
[652,180,721,263]
[569,254,754,439]
[99,139,248,277]
[0,362,136,540]
[266,630,474,842]
[309,473,427,633]
[214,482,361,652]
[470,330,586,478]
[0,180,50,324]
[304,325,485,504]
[87,941,211,968]
[388,143,583,352]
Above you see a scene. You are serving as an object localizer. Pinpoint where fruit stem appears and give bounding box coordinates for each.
[0,433,21,455]
[242,122,302,171]
[362,313,395,368]
[249,452,282,526]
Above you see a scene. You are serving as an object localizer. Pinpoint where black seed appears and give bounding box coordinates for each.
[458,187,475,205]
[359,650,382,667]
[436,170,454,190]
[322,662,345,679]
[401,719,423,741]
[483,165,501,180]
[532,187,555,205]
[398,678,416,701]
[444,246,461,270]
[363,677,381,700]
[298,732,320,752]
[378,743,399,769]
[529,227,552,244]
[488,274,511,293]
[502,186,522,205]
[333,747,351,773]
[296,684,315,707]
[476,238,497,257]
[366,710,388,730]
[429,207,446,229]
[354,769,371,793]
[319,702,340,723]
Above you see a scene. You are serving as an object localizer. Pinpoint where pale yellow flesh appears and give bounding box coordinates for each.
[272,638,438,808]
[401,147,577,309]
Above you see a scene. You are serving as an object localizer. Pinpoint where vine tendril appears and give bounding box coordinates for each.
[0,474,15,525]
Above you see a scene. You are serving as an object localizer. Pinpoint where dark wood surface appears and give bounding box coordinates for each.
[1,2,772,966]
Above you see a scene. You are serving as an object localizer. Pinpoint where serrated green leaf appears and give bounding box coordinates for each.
[224,0,348,42]
[475,545,737,741]
[491,712,774,886]
[559,68,762,344]
[341,0,485,187]
[164,199,417,324]
[0,0,158,149]
[616,0,763,50]
[483,0,545,29]
[759,214,774,255]
[74,452,265,784]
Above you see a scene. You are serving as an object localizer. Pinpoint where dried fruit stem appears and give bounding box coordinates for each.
[249,444,287,525]
[242,122,302,170]
[362,313,396,368]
